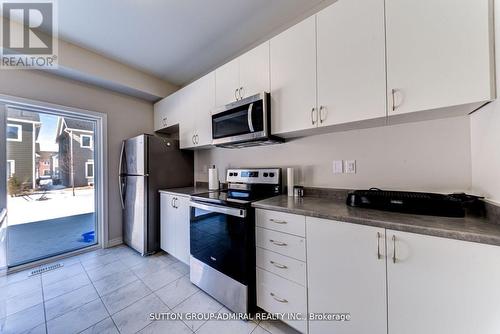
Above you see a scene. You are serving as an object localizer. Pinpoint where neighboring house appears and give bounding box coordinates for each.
[36,150,58,178]
[56,117,95,187]
[6,108,41,189]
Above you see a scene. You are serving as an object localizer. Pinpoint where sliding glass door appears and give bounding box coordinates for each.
[1,102,103,268]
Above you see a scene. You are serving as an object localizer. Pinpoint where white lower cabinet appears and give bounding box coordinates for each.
[306,217,387,334]
[387,230,500,334]
[160,192,190,264]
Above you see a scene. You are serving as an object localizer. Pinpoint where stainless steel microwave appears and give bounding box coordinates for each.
[211,92,283,148]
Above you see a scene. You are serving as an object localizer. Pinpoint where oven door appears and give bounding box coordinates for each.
[212,92,268,146]
[189,201,252,285]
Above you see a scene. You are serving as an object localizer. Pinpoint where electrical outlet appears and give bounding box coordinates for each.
[344,160,356,174]
[333,160,343,174]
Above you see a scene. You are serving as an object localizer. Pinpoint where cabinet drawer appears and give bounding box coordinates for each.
[257,268,307,333]
[256,247,306,286]
[256,209,306,237]
[256,227,306,261]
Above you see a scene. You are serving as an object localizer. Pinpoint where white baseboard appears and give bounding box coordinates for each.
[105,237,123,248]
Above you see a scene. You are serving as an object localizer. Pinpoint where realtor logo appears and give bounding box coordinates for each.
[1,0,58,68]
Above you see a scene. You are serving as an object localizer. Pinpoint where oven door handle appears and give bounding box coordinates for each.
[190,201,247,218]
[247,103,254,133]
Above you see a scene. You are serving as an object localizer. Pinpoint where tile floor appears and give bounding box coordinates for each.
[0,245,301,334]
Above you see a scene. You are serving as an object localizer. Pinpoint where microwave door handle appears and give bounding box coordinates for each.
[247,103,254,132]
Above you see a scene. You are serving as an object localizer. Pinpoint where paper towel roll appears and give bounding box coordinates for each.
[208,165,219,190]
[287,167,294,197]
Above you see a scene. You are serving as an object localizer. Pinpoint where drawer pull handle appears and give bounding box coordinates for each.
[270,260,287,269]
[269,239,287,246]
[269,219,287,224]
[270,292,288,303]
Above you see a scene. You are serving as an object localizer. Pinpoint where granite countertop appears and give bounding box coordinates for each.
[159,186,209,196]
[252,195,500,246]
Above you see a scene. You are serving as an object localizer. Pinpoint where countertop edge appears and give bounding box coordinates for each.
[252,201,500,247]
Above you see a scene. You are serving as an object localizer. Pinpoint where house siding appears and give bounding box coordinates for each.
[7,120,34,186]
[58,130,94,187]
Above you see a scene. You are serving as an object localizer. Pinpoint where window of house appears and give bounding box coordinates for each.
[7,160,15,178]
[85,160,94,178]
[7,124,22,142]
[81,134,93,148]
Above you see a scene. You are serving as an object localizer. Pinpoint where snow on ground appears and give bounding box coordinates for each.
[7,187,95,226]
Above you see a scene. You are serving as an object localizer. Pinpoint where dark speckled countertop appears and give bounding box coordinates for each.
[159,186,209,196]
[252,195,500,246]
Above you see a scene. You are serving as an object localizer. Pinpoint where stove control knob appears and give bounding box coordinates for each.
[263,173,269,177]
[269,172,275,177]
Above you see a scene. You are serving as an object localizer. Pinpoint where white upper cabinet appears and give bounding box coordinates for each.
[239,41,270,99]
[385,0,495,115]
[154,88,183,131]
[215,58,240,106]
[307,218,387,334]
[387,230,500,334]
[317,0,387,126]
[216,42,270,106]
[271,16,317,135]
[180,71,215,149]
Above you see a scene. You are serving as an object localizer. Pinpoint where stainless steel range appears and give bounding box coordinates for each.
[189,168,281,313]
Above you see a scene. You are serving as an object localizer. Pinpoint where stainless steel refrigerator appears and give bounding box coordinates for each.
[119,134,194,255]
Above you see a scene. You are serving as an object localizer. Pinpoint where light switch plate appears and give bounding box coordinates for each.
[344,160,356,174]
[333,160,343,174]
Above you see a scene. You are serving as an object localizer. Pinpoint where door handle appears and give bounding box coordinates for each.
[319,106,326,124]
[311,107,316,125]
[239,87,244,100]
[235,88,239,101]
[269,219,287,224]
[247,103,254,132]
[269,239,287,246]
[270,260,287,269]
[392,235,397,263]
[192,135,196,145]
[270,292,288,303]
[195,134,199,145]
[171,197,175,208]
[118,141,125,210]
[377,232,382,260]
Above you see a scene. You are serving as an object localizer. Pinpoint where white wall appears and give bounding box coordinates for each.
[0,70,154,241]
[196,116,472,194]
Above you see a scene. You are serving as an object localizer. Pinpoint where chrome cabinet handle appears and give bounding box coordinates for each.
[270,292,288,303]
[391,89,396,111]
[171,197,175,208]
[239,87,244,100]
[269,219,287,224]
[270,260,287,269]
[194,134,199,145]
[269,239,287,246]
[174,197,178,209]
[192,135,196,145]
[319,106,326,124]
[311,107,316,125]
[392,235,397,263]
[235,88,239,101]
[162,117,168,127]
[377,232,381,260]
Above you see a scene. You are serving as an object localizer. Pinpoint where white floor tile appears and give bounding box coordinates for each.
[42,263,85,286]
[137,319,192,334]
[101,280,151,315]
[42,272,91,301]
[85,260,127,282]
[258,320,302,334]
[79,317,119,334]
[155,275,199,309]
[111,294,168,334]
[80,253,119,271]
[172,291,223,332]
[251,326,271,334]
[140,265,184,291]
[170,261,189,275]
[46,299,108,334]
[196,307,258,334]
[24,322,47,334]
[44,284,99,320]
[92,269,138,296]
[0,276,41,301]
[0,288,43,318]
[0,303,45,334]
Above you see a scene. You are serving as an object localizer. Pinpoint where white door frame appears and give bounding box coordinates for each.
[0,94,109,270]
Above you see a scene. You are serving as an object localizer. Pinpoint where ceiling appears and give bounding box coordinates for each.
[57,0,329,86]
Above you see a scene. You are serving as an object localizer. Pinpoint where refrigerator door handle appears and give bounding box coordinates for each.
[119,141,125,209]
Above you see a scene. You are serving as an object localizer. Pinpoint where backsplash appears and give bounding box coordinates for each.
[195,116,473,194]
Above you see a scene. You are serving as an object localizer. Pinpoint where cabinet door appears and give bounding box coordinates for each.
[387,230,500,334]
[239,41,270,99]
[386,0,494,115]
[270,16,317,135]
[307,218,387,334]
[215,58,240,106]
[154,89,183,131]
[317,0,386,126]
[175,196,191,264]
[195,71,215,147]
[160,193,176,255]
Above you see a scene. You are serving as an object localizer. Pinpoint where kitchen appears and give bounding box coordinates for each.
[0,0,499,333]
